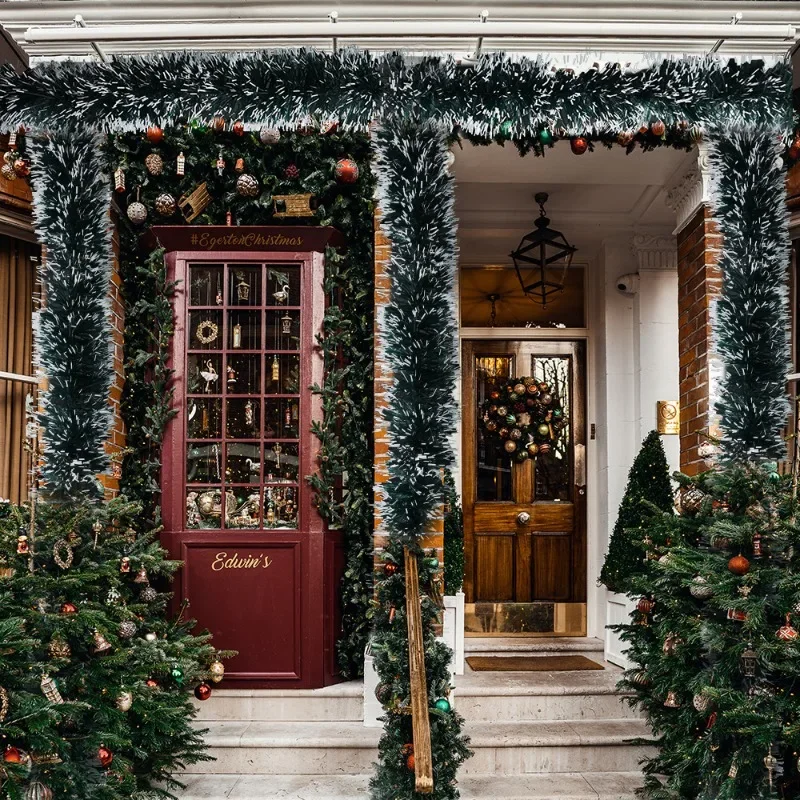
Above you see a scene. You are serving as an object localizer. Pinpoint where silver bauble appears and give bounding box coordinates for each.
[118,620,137,638]
[236,173,259,198]
[140,586,158,602]
[692,692,710,712]
[127,201,147,225]
[690,576,713,600]
[116,691,133,712]
[259,127,281,145]
[145,152,164,175]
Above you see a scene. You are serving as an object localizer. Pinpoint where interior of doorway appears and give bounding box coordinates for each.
[450,140,686,639]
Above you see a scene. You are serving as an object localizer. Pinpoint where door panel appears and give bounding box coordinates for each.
[463,339,586,633]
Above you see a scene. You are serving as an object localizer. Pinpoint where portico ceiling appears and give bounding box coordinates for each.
[1,0,798,60]
[452,140,688,265]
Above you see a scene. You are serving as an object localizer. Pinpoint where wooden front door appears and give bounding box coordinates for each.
[462,340,586,633]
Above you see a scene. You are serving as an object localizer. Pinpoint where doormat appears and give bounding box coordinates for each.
[466,655,603,672]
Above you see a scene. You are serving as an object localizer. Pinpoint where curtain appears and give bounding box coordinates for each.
[0,235,36,504]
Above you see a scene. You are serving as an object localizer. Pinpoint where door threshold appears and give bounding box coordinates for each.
[464,601,586,636]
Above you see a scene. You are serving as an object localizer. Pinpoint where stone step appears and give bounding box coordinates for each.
[464,637,605,659]
[185,719,655,776]
[177,771,643,799]
[192,681,364,722]
[455,663,642,722]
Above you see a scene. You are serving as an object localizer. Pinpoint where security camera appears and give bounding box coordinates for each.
[616,273,640,295]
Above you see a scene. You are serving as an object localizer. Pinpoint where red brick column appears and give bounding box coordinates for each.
[677,206,721,475]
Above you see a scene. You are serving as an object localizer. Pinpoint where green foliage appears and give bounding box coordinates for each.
[107,123,376,677]
[600,430,674,594]
[443,471,464,596]
[615,462,800,799]
[0,496,228,800]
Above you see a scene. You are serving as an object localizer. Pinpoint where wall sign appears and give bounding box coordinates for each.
[657,400,680,435]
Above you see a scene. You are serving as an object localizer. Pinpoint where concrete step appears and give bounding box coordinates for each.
[464,637,605,660]
[185,719,655,776]
[191,681,364,722]
[177,771,643,799]
[455,663,641,722]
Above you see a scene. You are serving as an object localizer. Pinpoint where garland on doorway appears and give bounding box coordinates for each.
[107,124,376,678]
[369,120,470,799]
[0,49,794,799]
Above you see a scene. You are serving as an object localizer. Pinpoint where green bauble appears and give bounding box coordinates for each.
[171,666,185,686]
[539,129,554,145]
[505,414,516,425]
[434,697,451,712]
[553,408,563,418]
[425,557,440,570]
[500,121,513,137]
[517,449,529,461]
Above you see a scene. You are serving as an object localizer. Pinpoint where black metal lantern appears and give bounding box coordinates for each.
[511,192,577,308]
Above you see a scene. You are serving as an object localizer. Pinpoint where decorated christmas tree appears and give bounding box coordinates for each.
[0,495,228,800]
[616,463,800,798]
[600,430,674,594]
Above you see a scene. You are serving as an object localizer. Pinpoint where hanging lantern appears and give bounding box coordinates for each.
[511,192,577,309]
[740,643,757,677]
[114,167,125,193]
[281,313,293,335]
[40,675,64,704]
[236,272,250,301]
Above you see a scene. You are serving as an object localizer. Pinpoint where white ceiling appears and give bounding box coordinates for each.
[452,139,688,265]
[2,0,797,59]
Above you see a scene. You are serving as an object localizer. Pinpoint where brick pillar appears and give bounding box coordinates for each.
[99,219,126,497]
[373,212,444,598]
[677,206,721,475]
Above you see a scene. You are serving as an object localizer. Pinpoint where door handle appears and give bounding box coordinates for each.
[516,511,530,525]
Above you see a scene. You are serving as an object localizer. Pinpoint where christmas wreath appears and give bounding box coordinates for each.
[480,377,567,461]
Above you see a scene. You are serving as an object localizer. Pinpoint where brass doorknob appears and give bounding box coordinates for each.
[516,511,530,525]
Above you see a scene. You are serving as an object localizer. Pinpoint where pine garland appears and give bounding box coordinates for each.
[709,132,791,461]
[370,120,469,798]
[29,130,114,499]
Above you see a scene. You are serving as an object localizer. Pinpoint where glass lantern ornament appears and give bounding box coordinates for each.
[236,272,250,301]
[281,313,293,336]
[740,643,757,677]
[511,192,577,309]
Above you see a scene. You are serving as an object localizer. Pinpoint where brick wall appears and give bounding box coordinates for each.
[373,212,444,601]
[677,206,721,475]
[99,218,126,497]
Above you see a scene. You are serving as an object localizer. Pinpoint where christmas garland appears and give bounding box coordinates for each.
[107,124,376,677]
[0,49,793,799]
[29,130,113,499]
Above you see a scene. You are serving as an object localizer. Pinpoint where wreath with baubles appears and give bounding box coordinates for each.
[480,377,567,462]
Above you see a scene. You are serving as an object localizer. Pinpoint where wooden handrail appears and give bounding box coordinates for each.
[404,546,434,794]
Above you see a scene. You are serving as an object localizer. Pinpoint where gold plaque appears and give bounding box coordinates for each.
[657,400,680,435]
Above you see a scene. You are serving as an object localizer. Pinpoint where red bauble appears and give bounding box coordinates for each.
[384,562,398,577]
[284,163,300,180]
[194,682,212,701]
[334,158,359,184]
[406,753,415,771]
[60,602,78,614]
[650,120,666,137]
[705,711,717,730]
[146,126,163,143]
[778,614,798,641]
[232,120,245,136]
[3,745,23,763]
[637,597,655,614]
[98,745,113,767]
[728,554,750,576]
[570,137,588,155]
[489,390,500,401]
[145,678,159,688]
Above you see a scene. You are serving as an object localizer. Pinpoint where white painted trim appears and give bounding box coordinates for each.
[443,592,465,675]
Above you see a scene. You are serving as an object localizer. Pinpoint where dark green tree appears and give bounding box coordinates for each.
[0,496,229,800]
[615,462,800,799]
[442,470,464,596]
[600,430,673,593]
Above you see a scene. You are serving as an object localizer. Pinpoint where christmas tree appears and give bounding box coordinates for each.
[442,470,464,596]
[616,462,800,798]
[600,430,673,594]
[0,495,228,800]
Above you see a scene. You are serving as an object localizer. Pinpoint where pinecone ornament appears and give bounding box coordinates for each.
[145,153,164,175]
[155,193,177,217]
[236,173,260,197]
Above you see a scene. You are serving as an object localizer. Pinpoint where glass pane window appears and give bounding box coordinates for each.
[184,261,303,530]
[530,355,572,501]
[475,355,514,502]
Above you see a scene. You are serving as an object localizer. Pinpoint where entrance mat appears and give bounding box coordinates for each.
[466,655,603,672]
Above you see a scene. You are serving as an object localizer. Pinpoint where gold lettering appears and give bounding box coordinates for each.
[211,551,273,570]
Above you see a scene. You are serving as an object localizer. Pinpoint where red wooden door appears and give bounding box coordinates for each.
[160,238,343,688]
